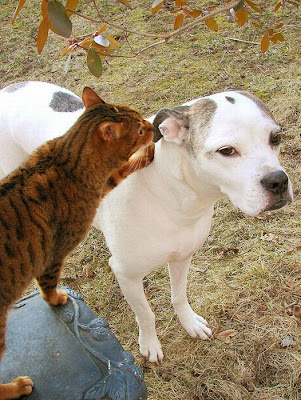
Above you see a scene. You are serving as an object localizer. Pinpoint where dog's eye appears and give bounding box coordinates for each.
[270,133,282,146]
[218,146,236,156]
[138,128,144,136]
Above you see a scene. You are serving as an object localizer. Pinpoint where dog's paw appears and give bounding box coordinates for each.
[179,311,212,340]
[139,336,164,363]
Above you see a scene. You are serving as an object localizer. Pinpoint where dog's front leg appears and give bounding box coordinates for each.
[114,272,164,363]
[169,258,212,340]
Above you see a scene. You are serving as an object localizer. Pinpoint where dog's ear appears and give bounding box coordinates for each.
[153,106,189,144]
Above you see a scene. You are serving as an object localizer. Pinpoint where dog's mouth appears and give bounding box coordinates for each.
[264,197,291,212]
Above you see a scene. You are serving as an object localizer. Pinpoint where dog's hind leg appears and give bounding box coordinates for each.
[169,257,212,340]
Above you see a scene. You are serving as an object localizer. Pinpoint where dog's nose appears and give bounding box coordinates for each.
[260,170,288,194]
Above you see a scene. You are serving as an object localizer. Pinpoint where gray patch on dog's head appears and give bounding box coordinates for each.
[185,99,217,157]
[2,81,29,93]
[225,96,235,104]
[152,105,190,143]
[226,88,274,121]
[49,91,84,112]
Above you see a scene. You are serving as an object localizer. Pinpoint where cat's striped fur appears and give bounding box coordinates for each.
[0,87,154,400]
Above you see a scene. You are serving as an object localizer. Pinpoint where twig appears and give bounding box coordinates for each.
[227,37,260,45]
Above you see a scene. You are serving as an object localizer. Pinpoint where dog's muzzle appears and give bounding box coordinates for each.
[261,170,291,211]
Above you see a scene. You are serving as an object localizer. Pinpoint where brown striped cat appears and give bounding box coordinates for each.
[0,87,154,400]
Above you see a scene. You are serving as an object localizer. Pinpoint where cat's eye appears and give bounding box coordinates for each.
[217,146,237,156]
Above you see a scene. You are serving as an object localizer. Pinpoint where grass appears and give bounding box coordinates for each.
[1,1,300,399]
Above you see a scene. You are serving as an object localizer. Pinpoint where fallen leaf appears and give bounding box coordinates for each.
[216,329,238,343]
[293,305,301,320]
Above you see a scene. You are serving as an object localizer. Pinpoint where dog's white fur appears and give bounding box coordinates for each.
[0,81,293,362]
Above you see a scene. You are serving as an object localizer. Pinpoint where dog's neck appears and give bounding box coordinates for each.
[150,139,224,221]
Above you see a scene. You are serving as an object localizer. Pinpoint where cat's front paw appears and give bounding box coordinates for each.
[10,376,34,398]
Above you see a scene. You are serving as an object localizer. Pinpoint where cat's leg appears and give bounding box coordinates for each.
[103,142,155,196]
[35,262,68,306]
[169,258,212,339]
[0,307,33,400]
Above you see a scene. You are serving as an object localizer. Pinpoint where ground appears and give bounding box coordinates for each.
[0,1,300,399]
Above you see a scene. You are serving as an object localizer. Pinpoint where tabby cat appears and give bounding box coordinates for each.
[0,87,154,400]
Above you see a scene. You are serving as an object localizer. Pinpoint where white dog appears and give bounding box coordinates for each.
[0,81,293,362]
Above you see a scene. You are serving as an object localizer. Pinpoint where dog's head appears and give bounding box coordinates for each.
[153,90,293,216]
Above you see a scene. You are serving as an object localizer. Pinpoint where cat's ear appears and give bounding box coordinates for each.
[98,121,122,142]
[153,106,190,144]
[82,87,106,109]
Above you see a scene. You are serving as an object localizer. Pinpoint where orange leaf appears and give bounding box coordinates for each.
[175,0,188,6]
[245,0,261,13]
[261,34,270,52]
[61,42,77,56]
[174,13,184,30]
[116,0,132,9]
[41,0,48,18]
[103,34,120,49]
[205,17,218,32]
[253,22,263,28]
[274,1,282,11]
[235,7,249,26]
[97,24,107,34]
[66,0,79,17]
[270,32,285,43]
[37,17,49,54]
[151,0,164,14]
[188,9,202,18]
[12,0,27,24]
[274,23,284,29]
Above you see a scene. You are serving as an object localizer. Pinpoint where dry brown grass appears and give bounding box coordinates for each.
[1,1,300,399]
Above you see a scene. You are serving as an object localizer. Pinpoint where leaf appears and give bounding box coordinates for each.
[175,0,188,5]
[189,9,202,18]
[116,0,132,9]
[103,35,121,49]
[87,48,103,78]
[61,43,77,56]
[94,34,110,47]
[151,0,164,14]
[66,0,79,17]
[216,329,238,343]
[274,23,284,29]
[97,24,107,34]
[270,33,285,43]
[174,13,184,30]
[233,0,245,12]
[41,0,48,18]
[261,34,270,52]
[235,7,249,26]
[274,1,282,11]
[253,22,263,28]
[47,0,72,38]
[12,0,27,24]
[245,0,261,13]
[37,17,49,54]
[205,17,218,32]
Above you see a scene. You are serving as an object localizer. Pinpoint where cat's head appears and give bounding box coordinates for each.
[82,87,153,160]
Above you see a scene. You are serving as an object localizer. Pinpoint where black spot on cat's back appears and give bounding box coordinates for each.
[2,82,29,93]
[50,92,84,112]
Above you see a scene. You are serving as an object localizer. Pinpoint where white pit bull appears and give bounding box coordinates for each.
[0,81,293,362]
